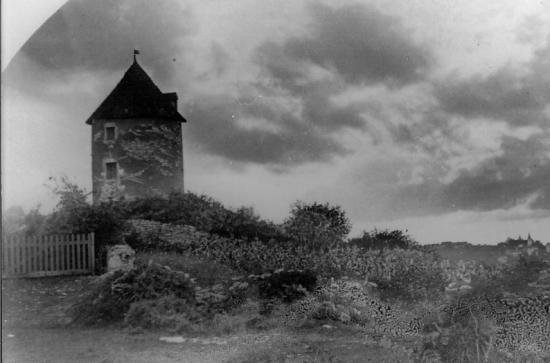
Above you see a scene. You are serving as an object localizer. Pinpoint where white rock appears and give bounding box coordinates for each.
[107,244,136,273]
[159,336,186,343]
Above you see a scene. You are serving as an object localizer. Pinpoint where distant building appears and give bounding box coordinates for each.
[527,233,534,246]
[86,53,186,203]
[501,233,546,257]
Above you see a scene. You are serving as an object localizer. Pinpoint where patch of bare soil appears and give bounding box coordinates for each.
[2,327,414,363]
[2,276,94,328]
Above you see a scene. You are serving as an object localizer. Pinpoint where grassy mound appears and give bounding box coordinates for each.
[71,263,195,325]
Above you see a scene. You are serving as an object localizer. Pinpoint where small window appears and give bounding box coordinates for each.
[105,126,116,141]
[105,162,118,180]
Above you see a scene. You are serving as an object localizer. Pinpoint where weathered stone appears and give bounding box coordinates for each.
[87,58,186,204]
[338,311,351,323]
[107,244,135,272]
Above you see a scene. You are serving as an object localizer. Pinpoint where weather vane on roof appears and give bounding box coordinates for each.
[133,49,140,62]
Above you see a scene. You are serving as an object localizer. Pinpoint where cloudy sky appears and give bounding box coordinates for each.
[2,0,550,244]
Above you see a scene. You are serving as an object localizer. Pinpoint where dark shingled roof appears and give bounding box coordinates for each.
[86,60,186,124]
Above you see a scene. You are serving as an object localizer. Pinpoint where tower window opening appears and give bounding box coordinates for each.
[105,162,118,180]
[105,126,116,141]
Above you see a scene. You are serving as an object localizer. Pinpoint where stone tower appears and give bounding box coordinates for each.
[86,54,186,203]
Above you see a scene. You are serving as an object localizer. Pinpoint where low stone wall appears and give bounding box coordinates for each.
[124,219,445,288]
[127,219,211,247]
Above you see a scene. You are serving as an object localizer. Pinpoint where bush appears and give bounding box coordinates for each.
[40,178,129,270]
[284,201,351,249]
[71,263,196,325]
[349,229,418,250]
[258,270,317,303]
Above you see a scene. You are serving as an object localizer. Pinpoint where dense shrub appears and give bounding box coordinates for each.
[46,200,129,272]
[71,263,196,325]
[13,179,129,270]
[258,270,317,303]
[73,254,256,328]
[284,201,351,249]
[349,229,419,250]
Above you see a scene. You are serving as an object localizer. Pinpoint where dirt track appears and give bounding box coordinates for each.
[2,327,415,363]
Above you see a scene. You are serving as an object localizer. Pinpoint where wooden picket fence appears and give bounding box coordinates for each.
[2,233,95,278]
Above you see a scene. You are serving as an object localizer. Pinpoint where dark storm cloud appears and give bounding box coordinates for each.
[387,134,550,218]
[383,38,550,218]
[185,95,347,165]
[186,2,432,165]
[436,37,550,127]
[436,69,546,126]
[283,3,432,84]
[13,0,194,84]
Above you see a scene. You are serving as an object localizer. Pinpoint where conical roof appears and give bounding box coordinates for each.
[86,60,186,124]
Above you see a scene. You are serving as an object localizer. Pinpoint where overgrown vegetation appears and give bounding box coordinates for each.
[72,263,196,325]
[284,201,351,249]
[420,313,499,363]
[258,270,317,303]
[6,179,550,361]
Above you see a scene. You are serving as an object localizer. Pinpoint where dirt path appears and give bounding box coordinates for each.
[2,276,94,328]
[2,327,414,363]
[2,276,415,362]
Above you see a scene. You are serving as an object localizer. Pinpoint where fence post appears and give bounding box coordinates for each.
[30,235,35,273]
[1,234,6,276]
[5,235,12,275]
[74,234,80,271]
[53,235,58,272]
[20,235,25,274]
[90,233,95,274]
[15,235,20,274]
[11,235,17,275]
[79,234,84,271]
